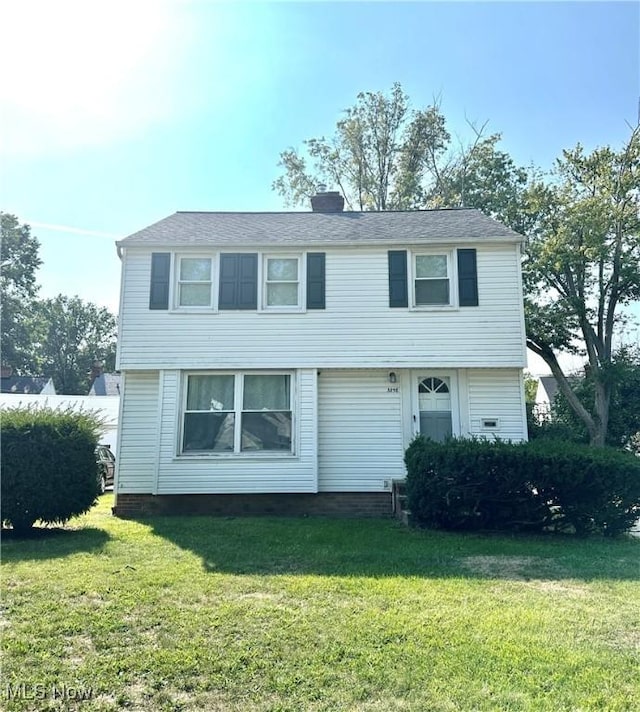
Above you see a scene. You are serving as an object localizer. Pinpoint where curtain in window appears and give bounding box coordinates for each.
[242,375,291,451]
[187,375,234,411]
[243,375,290,410]
[183,375,235,452]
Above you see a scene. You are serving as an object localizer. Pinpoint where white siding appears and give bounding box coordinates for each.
[318,370,406,492]
[118,245,526,370]
[116,372,159,493]
[467,368,527,441]
[151,369,318,494]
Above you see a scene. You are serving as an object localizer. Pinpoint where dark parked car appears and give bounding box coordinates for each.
[96,444,115,493]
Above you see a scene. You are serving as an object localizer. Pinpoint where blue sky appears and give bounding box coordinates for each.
[1,1,638,371]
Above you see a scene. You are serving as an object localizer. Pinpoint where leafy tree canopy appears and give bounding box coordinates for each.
[32,295,117,395]
[1,212,42,372]
[1,214,118,393]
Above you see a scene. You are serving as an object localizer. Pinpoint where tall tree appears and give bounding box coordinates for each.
[33,295,117,394]
[523,125,640,446]
[0,213,42,372]
[273,83,451,210]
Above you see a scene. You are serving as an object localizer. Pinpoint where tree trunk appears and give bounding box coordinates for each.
[527,340,602,445]
[11,515,35,536]
[591,379,610,447]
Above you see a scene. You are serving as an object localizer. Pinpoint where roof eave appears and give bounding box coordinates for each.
[116,234,524,250]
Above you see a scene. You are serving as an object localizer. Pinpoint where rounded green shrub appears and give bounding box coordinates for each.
[1,406,104,533]
[405,436,640,536]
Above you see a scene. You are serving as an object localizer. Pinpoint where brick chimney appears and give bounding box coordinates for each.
[310,185,345,213]
[89,360,104,386]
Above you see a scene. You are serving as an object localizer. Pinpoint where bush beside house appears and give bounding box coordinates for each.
[1,406,104,533]
[405,437,640,536]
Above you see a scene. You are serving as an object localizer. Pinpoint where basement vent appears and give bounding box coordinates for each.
[481,418,500,430]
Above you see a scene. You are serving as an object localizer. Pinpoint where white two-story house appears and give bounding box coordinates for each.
[113,190,528,517]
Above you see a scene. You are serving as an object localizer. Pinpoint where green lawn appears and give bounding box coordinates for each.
[2,495,639,712]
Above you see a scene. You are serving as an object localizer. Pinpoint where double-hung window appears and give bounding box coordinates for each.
[264,256,300,309]
[182,373,293,454]
[414,253,451,306]
[177,257,213,307]
[183,375,235,451]
[241,375,292,451]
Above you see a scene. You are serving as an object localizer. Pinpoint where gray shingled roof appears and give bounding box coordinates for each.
[538,376,559,404]
[117,208,523,248]
[89,373,121,396]
[1,376,53,394]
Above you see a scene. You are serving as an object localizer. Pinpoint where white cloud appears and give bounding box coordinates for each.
[0,0,192,156]
[26,221,120,239]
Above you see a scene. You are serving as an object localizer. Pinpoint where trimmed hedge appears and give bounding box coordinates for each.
[405,437,640,536]
[1,406,104,533]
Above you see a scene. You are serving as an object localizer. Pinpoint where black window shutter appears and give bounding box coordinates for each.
[238,254,258,309]
[218,254,238,309]
[306,253,326,309]
[149,253,170,310]
[219,253,257,309]
[457,249,479,306]
[388,250,408,308]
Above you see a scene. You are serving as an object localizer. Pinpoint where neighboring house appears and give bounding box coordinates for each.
[113,190,529,517]
[89,373,121,396]
[535,376,559,421]
[0,376,56,395]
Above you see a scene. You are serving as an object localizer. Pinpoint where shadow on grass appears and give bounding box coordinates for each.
[1,526,111,561]
[146,515,640,582]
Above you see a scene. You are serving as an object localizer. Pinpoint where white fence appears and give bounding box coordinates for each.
[0,394,120,453]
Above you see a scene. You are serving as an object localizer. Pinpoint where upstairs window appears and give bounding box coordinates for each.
[264,256,300,308]
[414,254,450,306]
[178,257,213,307]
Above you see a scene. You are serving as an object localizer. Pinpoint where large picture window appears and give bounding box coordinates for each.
[182,373,293,454]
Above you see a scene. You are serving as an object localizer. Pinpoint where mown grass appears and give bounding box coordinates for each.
[1,495,639,711]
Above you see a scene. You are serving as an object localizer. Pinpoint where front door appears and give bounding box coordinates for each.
[417,375,452,442]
